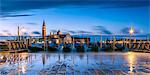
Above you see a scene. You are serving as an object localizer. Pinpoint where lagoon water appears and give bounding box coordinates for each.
[0,52,150,75]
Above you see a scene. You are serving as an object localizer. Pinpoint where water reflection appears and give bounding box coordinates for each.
[127,52,136,74]
[22,64,27,74]
[0,52,149,75]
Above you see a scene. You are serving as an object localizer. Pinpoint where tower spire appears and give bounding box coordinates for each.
[42,20,46,41]
[43,20,46,26]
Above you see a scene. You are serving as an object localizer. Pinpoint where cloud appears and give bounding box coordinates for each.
[93,26,112,34]
[32,31,41,35]
[1,30,12,36]
[67,30,77,34]
[0,18,9,20]
[120,27,142,34]
[2,30,9,32]
[26,22,38,25]
[50,29,58,33]
[0,33,3,36]
[0,14,34,18]
[77,30,92,35]
[1,0,149,17]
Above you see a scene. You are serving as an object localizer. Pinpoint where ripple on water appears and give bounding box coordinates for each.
[0,52,149,75]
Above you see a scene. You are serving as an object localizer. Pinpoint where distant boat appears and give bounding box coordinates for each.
[48,44,58,52]
[115,44,125,51]
[57,44,63,52]
[63,44,72,52]
[28,46,44,52]
[90,45,99,52]
[75,44,85,52]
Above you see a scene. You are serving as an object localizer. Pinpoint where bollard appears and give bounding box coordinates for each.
[8,41,11,50]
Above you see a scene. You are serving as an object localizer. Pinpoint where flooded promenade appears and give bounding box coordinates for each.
[0,0,150,75]
[0,52,149,75]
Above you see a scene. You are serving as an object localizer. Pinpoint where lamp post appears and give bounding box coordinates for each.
[100,32,102,49]
[17,26,27,51]
[129,27,134,49]
[113,33,116,51]
[18,26,27,41]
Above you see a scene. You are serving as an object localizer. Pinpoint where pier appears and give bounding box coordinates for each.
[0,37,149,53]
[0,39,31,53]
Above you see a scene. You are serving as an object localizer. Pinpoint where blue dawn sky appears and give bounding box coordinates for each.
[0,0,149,36]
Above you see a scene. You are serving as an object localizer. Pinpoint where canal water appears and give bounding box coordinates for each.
[0,52,149,75]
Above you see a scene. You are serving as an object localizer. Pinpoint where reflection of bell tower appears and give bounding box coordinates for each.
[42,20,46,41]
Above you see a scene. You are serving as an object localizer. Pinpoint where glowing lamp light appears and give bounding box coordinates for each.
[19,27,27,36]
[20,27,27,33]
[129,27,134,35]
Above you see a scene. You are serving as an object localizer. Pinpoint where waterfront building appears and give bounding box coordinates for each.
[49,30,90,44]
[49,30,72,44]
[73,37,90,44]
[41,21,90,44]
[57,30,62,35]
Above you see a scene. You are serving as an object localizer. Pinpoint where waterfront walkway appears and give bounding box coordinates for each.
[0,53,149,75]
[39,61,128,75]
[0,39,149,53]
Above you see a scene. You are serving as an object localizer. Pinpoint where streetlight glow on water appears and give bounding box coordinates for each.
[0,52,149,75]
[127,52,136,74]
[0,0,149,75]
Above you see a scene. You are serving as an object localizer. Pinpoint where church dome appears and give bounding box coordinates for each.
[57,30,62,35]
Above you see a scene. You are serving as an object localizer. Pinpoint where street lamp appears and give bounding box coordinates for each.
[100,32,102,49]
[18,26,27,41]
[20,27,27,34]
[129,27,134,35]
[129,26,134,49]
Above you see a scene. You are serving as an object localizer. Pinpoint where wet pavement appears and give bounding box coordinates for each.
[0,52,150,75]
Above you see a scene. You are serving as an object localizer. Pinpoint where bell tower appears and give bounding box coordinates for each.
[42,20,46,41]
